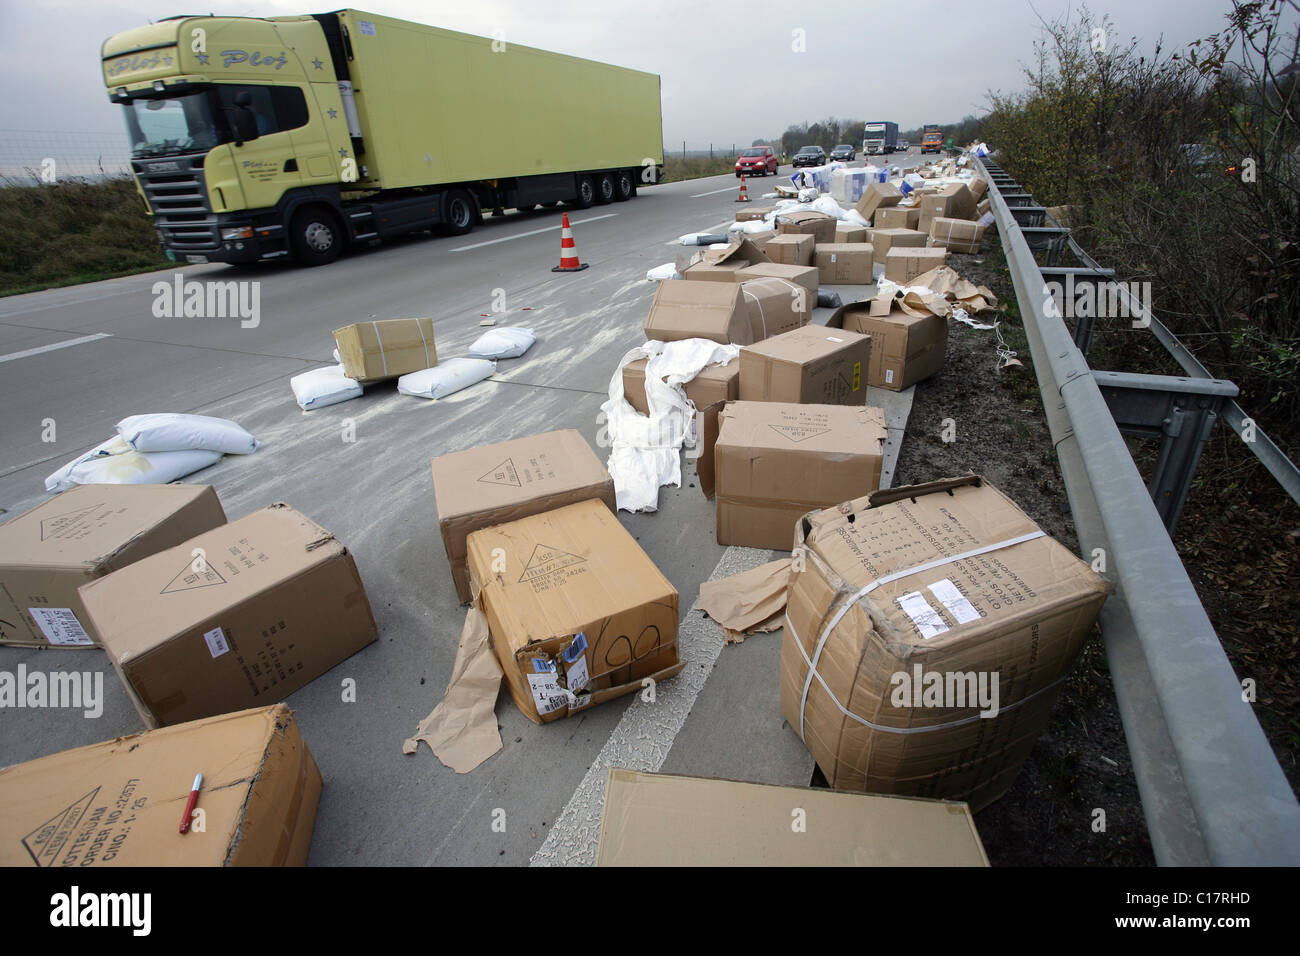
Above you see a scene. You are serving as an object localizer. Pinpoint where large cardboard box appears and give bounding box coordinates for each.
[735,207,774,222]
[740,326,870,405]
[867,227,927,258]
[623,357,740,416]
[734,262,820,297]
[776,210,838,244]
[467,499,684,724]
[764,233,815,266]
[918,183,977,234]
[643,280,753,345]
[854,182,903,222]
[431,430,615,603]
[0,705,321,867]
[714,402,886,551]
[829,300,948,391]
[334,317,437,383]
[0,485,227,649]
[928,217,987,254]
[885,247,948,283]
[874,206,921,230]
[834,222,869,243]
[683,261,749,282]
[81,505,379,728]
[595,769,988,866]
[780,475,1111,810]
[739,276,809,340]
[813,243,874,284]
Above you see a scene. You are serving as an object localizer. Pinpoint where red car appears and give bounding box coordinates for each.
[735,146,778,177]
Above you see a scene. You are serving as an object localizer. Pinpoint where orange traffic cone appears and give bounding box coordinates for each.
[735,175,751,203]
[551,212,589,272]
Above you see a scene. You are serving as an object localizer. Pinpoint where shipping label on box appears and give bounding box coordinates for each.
[334,317,438,383]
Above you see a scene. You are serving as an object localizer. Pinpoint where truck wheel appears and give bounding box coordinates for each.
[571,175,595,209]
[442,189,475,236]
[594,173,615,205]
[613,170,634,202]
[290,206,343,266]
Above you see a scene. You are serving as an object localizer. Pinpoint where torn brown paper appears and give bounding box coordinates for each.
[695,558,793,642]
[908,265,999,313]
[403,606,504,773]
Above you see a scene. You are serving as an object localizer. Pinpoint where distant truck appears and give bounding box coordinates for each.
[863,121,898,155]
[921,125,944,154]
[100,9,664,265]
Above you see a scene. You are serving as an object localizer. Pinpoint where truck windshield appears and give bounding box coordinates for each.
[122,91,227,158]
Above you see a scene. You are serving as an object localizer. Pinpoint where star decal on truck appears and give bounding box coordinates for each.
[327,108,337,119]
[312,57,324,70]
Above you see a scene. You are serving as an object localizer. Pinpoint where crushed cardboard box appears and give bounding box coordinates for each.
[813,243,874,284]
[827,299,948,391]
[739,325,870,405]
[81,503,378,728]
[0,484,227,648]
[900,265,999,315]
[0,704,321,866]
[334,317,438,383]
[780,475,1111,809]
[431,429,615,603]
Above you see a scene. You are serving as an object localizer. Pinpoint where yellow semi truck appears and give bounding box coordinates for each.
[101,10,664,265]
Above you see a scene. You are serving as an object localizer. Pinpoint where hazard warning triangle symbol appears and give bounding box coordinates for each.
[23,786,99,866]
[478,457,520,487]
[519,543,586,583]
[39,504,101,541]
[161,556,226,594]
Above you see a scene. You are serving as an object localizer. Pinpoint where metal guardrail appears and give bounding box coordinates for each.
[977,157,1300,865]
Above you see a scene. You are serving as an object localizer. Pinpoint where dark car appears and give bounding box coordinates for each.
[792,146,826,168]
[829,144,855,162]
[734,146,778,177]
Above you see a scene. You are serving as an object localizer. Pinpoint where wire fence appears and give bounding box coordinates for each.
[0,130,133,184]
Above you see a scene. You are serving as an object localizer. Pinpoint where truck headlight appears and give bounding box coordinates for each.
[222,227,254,240]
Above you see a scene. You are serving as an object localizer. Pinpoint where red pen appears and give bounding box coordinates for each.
[179,772,203,835]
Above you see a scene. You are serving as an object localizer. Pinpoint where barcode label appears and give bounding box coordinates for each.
[29,607,93,646]
[527,671,568,715]
[203,626,230,659]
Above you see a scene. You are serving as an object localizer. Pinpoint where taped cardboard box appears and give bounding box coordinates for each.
[334,317,438,383]
[866,227,927,258]
[0,704,320,867]
[813,243,874,284]
[780,475,1111,810]
[918,184,977,234]
[854,182,902,223]
[874,206,921,230]
[623,357,739,416]
[735,206,775,222]
[885,246,948,283]
[81,504,378,728]
[682,262,749,282]
[828,299,947,391]
[713,402,886,551]
[466,499,684,724]
[968,176,988,202]
[595,769,988,866]
[739,276,810,340]
[746,229,778,251]
[0,484,227,649]
[739,325,870,405]
[643,280,753,345]
[734,262,820,298]
[834,222,869,243]
[431,429,615,603]
[928,217,987,254]
[776,210,838,244]
[764,233,815,266]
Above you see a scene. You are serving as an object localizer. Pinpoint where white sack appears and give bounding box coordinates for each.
[47,441,221,492]
[117,413,258,455]
[292,365,362,410]
[397,358,496,400]
[468,327,535,360]
[646,262,680,281]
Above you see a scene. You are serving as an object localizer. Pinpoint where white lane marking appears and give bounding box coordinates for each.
[689,184,744,198]
[0,333,112,364]
[449,214,618,252]
[529,544,771,867]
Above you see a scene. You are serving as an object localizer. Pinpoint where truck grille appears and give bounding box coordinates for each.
[133,155,218,251]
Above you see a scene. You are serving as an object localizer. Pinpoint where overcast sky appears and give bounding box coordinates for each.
[1,0,1239,149]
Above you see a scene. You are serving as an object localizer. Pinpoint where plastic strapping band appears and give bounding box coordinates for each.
[796,529,1046,738]
[786,612,1066,735]
[371,321,387,376]
[415,321,430,369]
[741,290,767,339]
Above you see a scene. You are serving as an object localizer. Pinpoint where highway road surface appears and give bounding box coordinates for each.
[0,157,922,865]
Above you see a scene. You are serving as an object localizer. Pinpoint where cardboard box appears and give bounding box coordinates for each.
[874,207,921,230]
[81,504,379,728]
[928,217,987,254]
[0,705,321,867]
[776,210,838,244]
[623,357,740,416]
[828,300,948,390]
[466,499,684,724]
[739,325,870,405]
[734,262,820,298]
[918,183,977,231]
[813,243,874,284]
[739,276,809,340]
[0,485,227,648]
[746,229,778,251]
[764,233,815,266]
[334,317,437,383]
[431,429,615,603]
[834,222,869,243]
[885,246,948,283]
[866,227,927,258]
[714,402,886,551]
[781,475,1111,809]
[595,769,988,866]
[854,182,903,222]
[643,280,753,345]
[682,261,750,283]
[735,207,774,222]
[968,176,988,202]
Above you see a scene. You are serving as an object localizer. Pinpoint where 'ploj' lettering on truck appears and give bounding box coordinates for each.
[101,9,665,267]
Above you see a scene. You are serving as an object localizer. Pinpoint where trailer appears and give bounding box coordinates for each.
[862,121,898,156]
